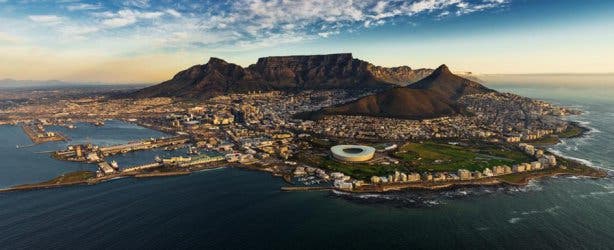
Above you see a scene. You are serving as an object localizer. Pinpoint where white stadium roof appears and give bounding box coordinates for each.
[330,145,376,162]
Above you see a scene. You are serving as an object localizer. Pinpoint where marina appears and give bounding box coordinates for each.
[21,124,68,144]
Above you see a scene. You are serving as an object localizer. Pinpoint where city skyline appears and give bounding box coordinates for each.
[1,0,613,83]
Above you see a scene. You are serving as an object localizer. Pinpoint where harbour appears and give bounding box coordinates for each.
[21,123,68,144]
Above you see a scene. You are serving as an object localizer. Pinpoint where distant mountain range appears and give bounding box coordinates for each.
[297,65,495,120]
[0,79,147,89]
[0,79,76,88]
[130,53,434,99]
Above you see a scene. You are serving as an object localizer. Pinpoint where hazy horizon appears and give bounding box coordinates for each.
[3,72,614,88]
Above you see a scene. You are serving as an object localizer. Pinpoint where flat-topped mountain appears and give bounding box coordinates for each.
[298,65,495,120]
[131,53,432,98]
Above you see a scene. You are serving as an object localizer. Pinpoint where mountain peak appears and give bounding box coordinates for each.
[433,64,451,75]
[207,57,228,65]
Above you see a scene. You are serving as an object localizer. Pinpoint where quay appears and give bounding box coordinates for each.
[21,124,67,144]
[97,162,116,175]
[134,171,190,178]
[281,186,332,192]
[54,136,190,163]
[122,162,162,173]
[98,136,189,156]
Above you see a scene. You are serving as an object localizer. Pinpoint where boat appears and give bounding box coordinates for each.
[110,160,119,170]
[187,146,200,155]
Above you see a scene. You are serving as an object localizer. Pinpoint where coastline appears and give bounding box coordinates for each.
[1,116,608,195]
[339,119,607,193]
[335,166,607,193]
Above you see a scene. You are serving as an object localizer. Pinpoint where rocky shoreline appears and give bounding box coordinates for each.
[1,153,607,194]
[1,118,606,195]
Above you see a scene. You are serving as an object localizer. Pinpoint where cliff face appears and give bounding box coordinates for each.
[367,64,433,86]
[131,53,432,99]
[298,65,495,120]
[249,53,371,88]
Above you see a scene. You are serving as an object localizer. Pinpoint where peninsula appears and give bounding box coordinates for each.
[0,53,606,194]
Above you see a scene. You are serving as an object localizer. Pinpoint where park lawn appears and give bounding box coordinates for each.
[527,135,560,145]
[395,142,532,172]
[13,170,96,189]
[40,171,96,184]
[294,152,404,180]
[318,158,404,180]
[558,125,585,138]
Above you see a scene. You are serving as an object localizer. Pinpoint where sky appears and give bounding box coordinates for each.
[0,0,613,84]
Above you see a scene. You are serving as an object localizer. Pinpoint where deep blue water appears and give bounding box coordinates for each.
[1,88,613,249]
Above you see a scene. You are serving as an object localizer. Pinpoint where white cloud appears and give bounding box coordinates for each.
[100,9,163,28]
[165,9,182,18]
[456,0,508,15]
[102,11,138,28]
[28,15,63,25]
[138,11,164,19]
[67,3,102,11]
[123,0,150,8]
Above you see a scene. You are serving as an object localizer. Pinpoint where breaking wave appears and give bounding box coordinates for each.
[330,182,546,208]
[548,148,596,168]
[508,217,522,224]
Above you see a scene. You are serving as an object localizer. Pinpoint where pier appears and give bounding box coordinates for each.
[281,186,332,192]
[99,136,189,156]
[21,124,67,144]
[97,162,116,174]
[53,136,190,163]
[122,162,162,173]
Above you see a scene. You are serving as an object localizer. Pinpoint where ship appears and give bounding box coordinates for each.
[110,160,119,170]
[187,146,200,155]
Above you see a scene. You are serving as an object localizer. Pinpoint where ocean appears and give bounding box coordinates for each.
[0,86,613,249]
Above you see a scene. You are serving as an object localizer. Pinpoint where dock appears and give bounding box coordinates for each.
[53,136,190,163]
[134,172,190,178]
[21,124,67,144]
[281,186,332,192]
[97,162,116,174]
[122,162,162,173]
[99,136,189,156]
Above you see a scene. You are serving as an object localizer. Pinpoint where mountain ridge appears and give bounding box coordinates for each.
[131,53,433,99]
[297,64,495,120]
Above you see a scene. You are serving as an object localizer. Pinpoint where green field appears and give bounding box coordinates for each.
[558,124,586,138]
[394,142,532,172]
[294,152,405,180]
[13,170,96,189]
[527,135,560,145]
[295,138,535,180]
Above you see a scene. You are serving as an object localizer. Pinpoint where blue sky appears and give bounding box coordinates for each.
[0,0,613,83]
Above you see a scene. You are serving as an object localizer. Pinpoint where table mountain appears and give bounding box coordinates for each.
[130,53,432,99]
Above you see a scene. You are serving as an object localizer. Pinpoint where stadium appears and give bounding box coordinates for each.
[330,145,376,162]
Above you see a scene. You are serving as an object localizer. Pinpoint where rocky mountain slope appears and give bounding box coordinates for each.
[298,65,495,120]
[131,53,432,98]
